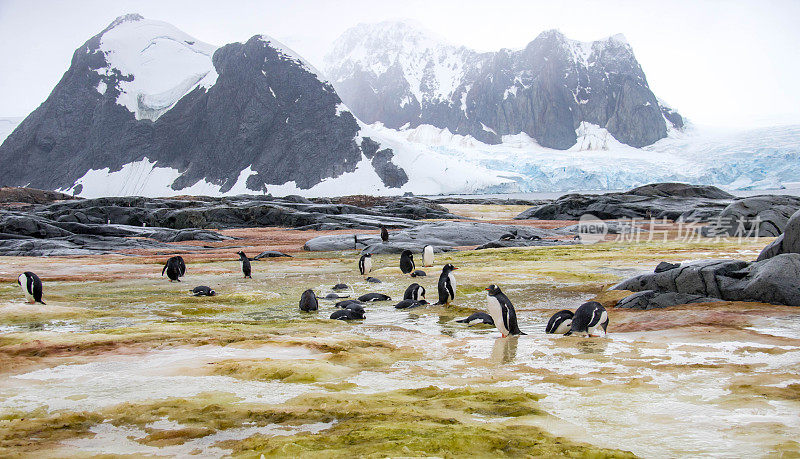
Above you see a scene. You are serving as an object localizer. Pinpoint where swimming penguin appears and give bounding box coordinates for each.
[321,293,349,300]
[403,283,426,301]
[17,272,45,304]
[299,289,319,312]
[358,293,391,302]
[410,270,426,277]
[394,299,427,309]
[190,286,216,297]
[330,308,365,320]
[366,277,382,283]
[359,253,372,276]
[337,301,366,315]
[162,256,186,282]
[456,312,494,325]
[422,245,434,267]
[545,310,574,334]
[380,225,389,242]
[400,250,415,274]
[485,284,525,337]
[565,301,608,337]
[435,264,458,305]
[237,251,252,278]
[335,299,363,309]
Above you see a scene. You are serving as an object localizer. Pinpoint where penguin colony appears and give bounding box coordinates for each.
[14,226,608,336]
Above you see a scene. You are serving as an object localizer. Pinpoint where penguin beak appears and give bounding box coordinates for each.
[484,287,490,291]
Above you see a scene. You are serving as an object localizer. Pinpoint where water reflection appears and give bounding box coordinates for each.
[490,335,519,364]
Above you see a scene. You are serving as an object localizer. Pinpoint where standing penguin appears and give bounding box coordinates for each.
[399,250,415,274]
[565,301,608,337]
[380,225,389,242]
[237,251,252,278]
[162,256,186,282]
[299,289,319,312]
[435,263,458,305]
[403,283,426,301]
[359,253,372,276]
[17,272,45,304]
[422,245,434,267]
[484,284,525,337]
[545,310,574,334]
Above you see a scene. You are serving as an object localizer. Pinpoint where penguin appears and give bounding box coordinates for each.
[237,251,252,278]
[545,310,574,334]
[321,293,349,300]
[400,250,415,274]
[380,225,389,242]
[358,293,391,302]
[162,256,186,282]
[332,283,349,291]
[366,277,382,283]
[410,270,426,277]
[338,301,366,315]
[394,299,427,309]
[299,289,319,312]
[456,312,494,325]
[359,253,372,276]
[335,299,363,309]
[565,301,608,337]
[403,283,426,301]
[422,245,434,267]
[485,284,525,337]
[330,308,365,320]
[190,286,216,297]
[435,264,458,305]
[17,272,45,304]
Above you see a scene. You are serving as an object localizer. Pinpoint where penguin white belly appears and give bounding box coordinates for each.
[423,246,434,266]
[448,273,456,299]
[588,311,608,337]
[364,257,372,274]
[486,295,509,336]
[18,274,33,302]
[554,319,572,334]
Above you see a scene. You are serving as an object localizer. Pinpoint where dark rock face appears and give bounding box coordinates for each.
[703,195,800,238]
[0,16,401,193]
[616,290,722,309]
[516,183,734,221]
[613,255,800,306]
[303,221,570,252]
[757,209,800,261]
[327,24,680,150]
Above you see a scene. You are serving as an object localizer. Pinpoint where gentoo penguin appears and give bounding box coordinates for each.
[380,225,389,242]
[335,299,363,308]
[358,293,391,302]
[394,299,427,309]
[359,253,372,276]
[332,283,349,291]
[336,300,366,315]
[546,310,574,334]
[400,250,415,274]
[422,245,434,267]
[403,283,426,301]
[565,301,608,337]
[484,284,525,337]
[321,293,349,300]
[190,286,216,297]
[456,312,494,325]
[330,308,365,320]
[17,272,45,304]
[366,277,382,283]
[162,256,186,282]
[410,270,426,277]
[435,264,458,305]
[237,251,252,278]
[299,289,319,312]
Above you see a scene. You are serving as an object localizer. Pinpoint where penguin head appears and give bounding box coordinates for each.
[401,250,413,259]
[209,289,216,296]
[442,263,457,273]
[365,253,372,258]
[236,251,247,259]
[485,284,502,295]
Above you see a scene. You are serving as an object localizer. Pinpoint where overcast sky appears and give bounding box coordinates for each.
[1,0,798,127]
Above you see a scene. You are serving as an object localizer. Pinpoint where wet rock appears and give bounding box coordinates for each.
[616,290,722,309]
[654,262,680,273]
[702,195,800,237]
[758,209,800,261]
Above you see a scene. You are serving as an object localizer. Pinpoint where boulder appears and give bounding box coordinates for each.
[616,290,722,309]
[702,195,800,237]
[758,209,800,261]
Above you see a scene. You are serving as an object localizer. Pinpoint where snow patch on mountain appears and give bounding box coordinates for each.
[96,16,218,121]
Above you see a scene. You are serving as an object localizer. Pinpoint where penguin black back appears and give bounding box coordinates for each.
[485,284,525,336]
[330,308,365,320]
[400,250,415,274]
[162,256,186,282]
[237,251,252,278]
[380,225,389,242]
[545,310,574,334]
[456,312,494,325]
[358,293,391,302]
[565,301,608,337]
[299,289,319,312]
[435,263,458,305]
[18,272,45,304]
[191,286,216,297]
[403,283,425,301]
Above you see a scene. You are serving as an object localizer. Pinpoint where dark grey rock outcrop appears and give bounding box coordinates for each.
[757,208,800,261]
[702,195,800,238]
[516,183,734,221]
[616,290,722,309]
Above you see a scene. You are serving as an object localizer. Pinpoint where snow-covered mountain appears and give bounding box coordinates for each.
[325,21,681,150]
